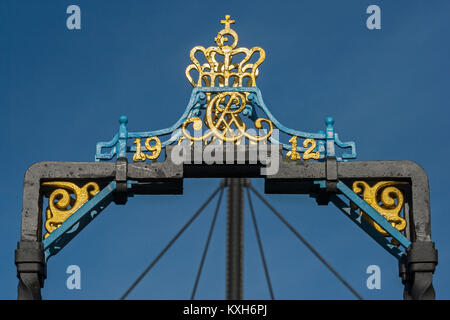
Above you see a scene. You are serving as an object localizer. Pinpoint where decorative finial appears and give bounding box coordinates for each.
[325,116,335,127]
[220,15,235,29]
[119,115,128,124]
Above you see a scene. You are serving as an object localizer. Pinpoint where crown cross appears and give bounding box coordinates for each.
[220,15,235,29]
[185,15,266,87]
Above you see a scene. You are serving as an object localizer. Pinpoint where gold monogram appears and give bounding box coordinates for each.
[182,92,273,144]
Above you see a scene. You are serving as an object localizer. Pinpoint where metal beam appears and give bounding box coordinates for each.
[226,178,244,300]
[17,152,437,300]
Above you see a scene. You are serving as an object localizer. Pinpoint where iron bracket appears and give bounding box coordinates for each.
[114,157,128,205]
[325,156,338,193]
[314,156,338,205]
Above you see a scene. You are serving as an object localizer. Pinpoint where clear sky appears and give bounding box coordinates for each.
[1,0,449,300]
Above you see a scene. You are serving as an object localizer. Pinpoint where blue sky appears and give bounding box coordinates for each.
[1,0,449,299]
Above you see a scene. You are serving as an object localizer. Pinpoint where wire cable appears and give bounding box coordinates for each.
[190,186,225,299]
[248,185,363,300]
[120,184,223,300]
[245,186,275,300]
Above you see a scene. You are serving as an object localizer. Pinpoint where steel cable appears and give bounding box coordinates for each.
[120,184,223,300]
[191,186,225,299]
[245,186,275,300]
[248,185,363,300]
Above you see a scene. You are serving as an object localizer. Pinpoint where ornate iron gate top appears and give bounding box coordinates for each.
[95,16,356,163]
[14,15,437,301]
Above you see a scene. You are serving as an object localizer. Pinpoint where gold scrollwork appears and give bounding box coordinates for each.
[177,136,194,146]
[352,181,408,237]
[133,137,162,162]
[182,92,273,144]
[42,181,100,239]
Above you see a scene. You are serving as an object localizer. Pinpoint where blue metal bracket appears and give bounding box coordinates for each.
[314,180,411,250]
[43,181,116,261]
[326,194,405,260]
[95,87,357,162]
[314,180,410,253]
[43,180,137,261]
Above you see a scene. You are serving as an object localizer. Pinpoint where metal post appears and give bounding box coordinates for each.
[226,178,244,300]
[15,241,46,300]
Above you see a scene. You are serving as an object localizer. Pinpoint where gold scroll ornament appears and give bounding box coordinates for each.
[42,181,100,238]
[352,181,407,237]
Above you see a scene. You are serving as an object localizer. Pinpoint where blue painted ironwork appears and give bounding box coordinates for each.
[95,87,357,162]
[313,180,410,255]
[326,194,405,260]
[43,181,136,261]
[328,180,411,249]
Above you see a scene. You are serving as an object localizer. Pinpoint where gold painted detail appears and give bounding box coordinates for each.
[285,136,301,161]
[186,15,265,87]
[43,181,100,239]
[182,91,273,144]
[303,139,320,160]
[285,136,320,161]
[133,137,162,162]
[352,181,408,237]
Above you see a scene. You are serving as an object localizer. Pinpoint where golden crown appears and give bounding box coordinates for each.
[185,15,266,87]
